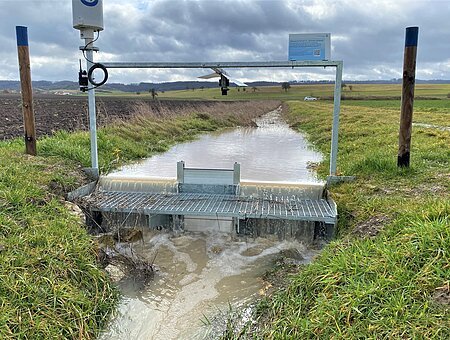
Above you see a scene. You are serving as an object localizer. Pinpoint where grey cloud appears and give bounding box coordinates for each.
[0,0,449,82]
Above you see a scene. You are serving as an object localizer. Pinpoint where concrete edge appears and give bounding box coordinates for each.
[67,181,97,201]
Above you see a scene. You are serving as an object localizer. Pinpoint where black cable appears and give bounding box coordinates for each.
[81,30,100,64]
[88,63,108,87]
[79,31,108,90]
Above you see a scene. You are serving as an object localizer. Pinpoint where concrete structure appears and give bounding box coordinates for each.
[74,163,337,242]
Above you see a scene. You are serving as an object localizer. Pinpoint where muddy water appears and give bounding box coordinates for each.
[101,109,323,339]
[102,231,317,339]
[111,107,322,183]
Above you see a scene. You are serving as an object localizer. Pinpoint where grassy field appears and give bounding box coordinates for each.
[77,83,450,101]
[0,100,279,339]
[156,83,450,101]
[248,99,450,338]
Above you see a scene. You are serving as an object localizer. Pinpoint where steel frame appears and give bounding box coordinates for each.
[91,60,343,176]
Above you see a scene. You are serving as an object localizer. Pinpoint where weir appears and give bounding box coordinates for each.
[77,161,337,242]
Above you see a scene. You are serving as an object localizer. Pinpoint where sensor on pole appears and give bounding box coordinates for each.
[72,0,104,178]
[72,0,104,40]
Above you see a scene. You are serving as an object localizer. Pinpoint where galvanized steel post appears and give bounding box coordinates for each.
[85,41,99,178]
[177,161,185,183]
[330,61,343,176]
[233,162,241,185]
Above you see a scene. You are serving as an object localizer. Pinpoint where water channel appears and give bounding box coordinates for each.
[110,108,322,183]
[100,108,323,339]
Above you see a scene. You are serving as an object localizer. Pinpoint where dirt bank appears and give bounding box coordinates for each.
[0,94,262,140]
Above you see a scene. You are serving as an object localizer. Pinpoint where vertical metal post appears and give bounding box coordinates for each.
[85,40,99,177]
[233,162,241,185]
[16,26,37,156]
[330,61,343,176]
[177,161,185,183]
[398,27,419,167]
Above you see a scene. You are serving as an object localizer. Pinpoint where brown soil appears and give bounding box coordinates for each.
[351,215,391,238]
[433,283,450,306]
[0,93,258,140]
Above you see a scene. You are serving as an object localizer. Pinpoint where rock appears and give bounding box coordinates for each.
[279,248,305,261]
[209,245,223,255]
[241,246,264,257]
[115,228,143,243]
[105,264,125,282]
[64,201,85,223]
[94,233,116,247]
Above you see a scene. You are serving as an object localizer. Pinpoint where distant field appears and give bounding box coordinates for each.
[67,83,450,101]
[155,83,450,101]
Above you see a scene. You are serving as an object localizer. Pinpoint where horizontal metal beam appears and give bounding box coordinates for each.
[94,208,337,224]
[100,60,343,69]
[87,191,337,224]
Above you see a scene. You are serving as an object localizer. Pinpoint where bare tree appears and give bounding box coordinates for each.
[150,88,158,100]
[281,82,291,92]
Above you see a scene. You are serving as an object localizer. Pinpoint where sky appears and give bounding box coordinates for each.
[0,0,449,84]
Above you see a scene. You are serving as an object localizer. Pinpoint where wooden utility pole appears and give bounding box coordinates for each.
[398,26,419,167]
[16,26,37,156]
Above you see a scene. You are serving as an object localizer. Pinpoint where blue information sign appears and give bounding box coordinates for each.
[288,33,331,61]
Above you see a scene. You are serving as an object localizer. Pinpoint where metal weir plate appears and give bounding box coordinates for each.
[87,191,336,224]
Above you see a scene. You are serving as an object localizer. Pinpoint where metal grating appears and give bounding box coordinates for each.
[86,191,337,224]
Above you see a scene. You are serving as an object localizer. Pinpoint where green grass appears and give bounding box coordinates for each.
[0,149,117,338]
[0,102,279,339]
[251,99,450,338]
[77,83,450,102]
[259,207,449,338]
[156,83,450,101]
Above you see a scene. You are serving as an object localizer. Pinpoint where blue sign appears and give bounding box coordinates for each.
[289,33,331,61]
[81,0,98,6]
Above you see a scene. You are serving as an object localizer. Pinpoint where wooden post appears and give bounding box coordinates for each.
[398,26,419,167]
[16,26,37,156]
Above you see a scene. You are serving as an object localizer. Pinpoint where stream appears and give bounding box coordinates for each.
[100,108,323,339]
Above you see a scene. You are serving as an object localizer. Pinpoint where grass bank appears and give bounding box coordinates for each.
[250,99,449,338]
[0,100,280,339]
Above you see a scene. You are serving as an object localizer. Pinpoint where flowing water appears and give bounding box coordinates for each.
[102,232,318,339]
[100,109,323,339]
[110,107,322,183]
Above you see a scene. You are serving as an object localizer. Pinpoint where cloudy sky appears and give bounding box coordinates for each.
[0,0,449,84]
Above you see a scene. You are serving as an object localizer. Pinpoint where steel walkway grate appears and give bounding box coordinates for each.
[86,191,337,224]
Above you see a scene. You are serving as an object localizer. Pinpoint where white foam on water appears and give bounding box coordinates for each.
[101,230,317,340]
